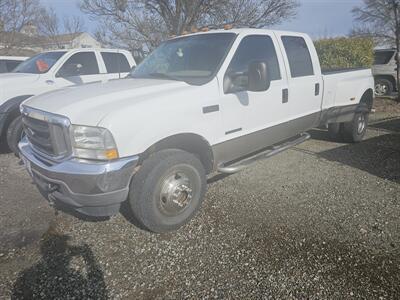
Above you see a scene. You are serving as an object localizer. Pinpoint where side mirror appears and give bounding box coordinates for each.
[247,61,270,92]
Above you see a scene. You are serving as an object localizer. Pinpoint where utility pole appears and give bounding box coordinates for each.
[392,0,400,102]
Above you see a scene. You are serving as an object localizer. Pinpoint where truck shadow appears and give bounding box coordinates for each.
[310,118,400,184]
[11,232,108,300]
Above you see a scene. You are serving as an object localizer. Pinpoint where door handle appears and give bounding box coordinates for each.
[315,83,320,96]
[282,88,288,103]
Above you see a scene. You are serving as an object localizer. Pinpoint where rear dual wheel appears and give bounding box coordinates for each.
[128,149,206,233]
[328,112,368,143]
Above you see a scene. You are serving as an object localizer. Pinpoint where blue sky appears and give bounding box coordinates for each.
[43,0,363,39]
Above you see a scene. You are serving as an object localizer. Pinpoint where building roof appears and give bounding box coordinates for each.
[0,31,97,50]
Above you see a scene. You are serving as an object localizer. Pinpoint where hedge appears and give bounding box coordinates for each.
[314,37,374,71]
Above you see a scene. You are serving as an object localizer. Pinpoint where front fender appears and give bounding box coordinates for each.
[0,95,34,114]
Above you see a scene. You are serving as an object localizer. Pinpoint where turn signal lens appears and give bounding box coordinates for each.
[105,149,119,160]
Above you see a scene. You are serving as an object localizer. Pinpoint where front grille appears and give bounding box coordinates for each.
[22,114,70,159]
[23,116,55,155]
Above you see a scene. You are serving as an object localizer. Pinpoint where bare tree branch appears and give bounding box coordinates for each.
[352,0,400,46]
[80,0,299,55]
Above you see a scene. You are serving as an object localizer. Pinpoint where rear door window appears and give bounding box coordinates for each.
[101,52,131,73]
[281,36,314,78]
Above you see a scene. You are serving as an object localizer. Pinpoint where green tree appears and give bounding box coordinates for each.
[314,37,374,71]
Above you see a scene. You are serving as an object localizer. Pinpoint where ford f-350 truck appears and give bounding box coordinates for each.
[19,29,374,233]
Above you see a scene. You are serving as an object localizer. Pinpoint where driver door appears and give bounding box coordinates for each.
[217,34,289,163]
[54,51,104,87]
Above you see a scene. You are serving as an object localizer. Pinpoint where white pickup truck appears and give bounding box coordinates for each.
[19,29,374,233]
[0,48,135,153]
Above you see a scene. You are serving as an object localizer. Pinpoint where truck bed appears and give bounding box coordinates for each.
[321,67,373,111]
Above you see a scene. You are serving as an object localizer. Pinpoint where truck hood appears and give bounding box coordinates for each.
[23,78,190,126]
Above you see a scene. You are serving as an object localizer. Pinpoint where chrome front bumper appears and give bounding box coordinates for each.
[19,138,139,217]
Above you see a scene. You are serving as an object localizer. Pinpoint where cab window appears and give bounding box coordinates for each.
[281,36,314,78]
[227,35,281,81]
[57,52,99,77]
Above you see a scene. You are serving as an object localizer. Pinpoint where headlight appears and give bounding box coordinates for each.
[70,125,119,160]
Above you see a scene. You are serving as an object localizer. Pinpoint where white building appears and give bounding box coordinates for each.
[0,27,102,56]
[42,32,102,50]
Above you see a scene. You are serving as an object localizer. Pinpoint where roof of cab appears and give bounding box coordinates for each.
[40,48,131,54]
[168,28,307,40]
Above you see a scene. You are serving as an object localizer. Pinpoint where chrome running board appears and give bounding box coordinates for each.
[217,133,311,174]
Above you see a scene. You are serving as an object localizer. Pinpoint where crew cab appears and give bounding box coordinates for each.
[0,48,135,153]
[0,56,28,73]
[18,29,374,233]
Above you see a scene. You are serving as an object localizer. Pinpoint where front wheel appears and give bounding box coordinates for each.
[128,149,206,233]
[6,115,24,157]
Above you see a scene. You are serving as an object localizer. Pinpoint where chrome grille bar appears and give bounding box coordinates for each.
[20,105,72,161]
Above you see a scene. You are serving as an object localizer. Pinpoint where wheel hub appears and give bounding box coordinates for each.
[160,172,193,216]
[357,114,366,134]
[375,83,388,96]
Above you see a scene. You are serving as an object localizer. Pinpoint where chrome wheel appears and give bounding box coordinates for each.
[357,114,366,134]
[375,83,388,96]
[159,171,193,216]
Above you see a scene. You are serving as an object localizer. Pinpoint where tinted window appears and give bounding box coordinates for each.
[101,52,131,73]
[227,35,281,81]
[58,52,99,77]
[282,36,314,77]
[14,52,66,74]
[374,50,395,65]
[0,61,7,73]
[6,60,22,71]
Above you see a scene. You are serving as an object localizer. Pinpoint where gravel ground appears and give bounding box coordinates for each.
[0,98,399,299]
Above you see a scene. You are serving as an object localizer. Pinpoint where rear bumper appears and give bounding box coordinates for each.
[19,138,139,217]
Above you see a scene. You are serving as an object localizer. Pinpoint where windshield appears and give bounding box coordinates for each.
[131,32,236,85]
[13,51,67,74]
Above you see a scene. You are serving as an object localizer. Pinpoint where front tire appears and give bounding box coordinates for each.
[128,149,206,233]
[6,116,24,157]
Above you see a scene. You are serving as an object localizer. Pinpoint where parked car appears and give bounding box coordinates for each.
[372,48,397,96]
[0,56,28,73]
[0,48,135,154]
[19,28,374,233]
